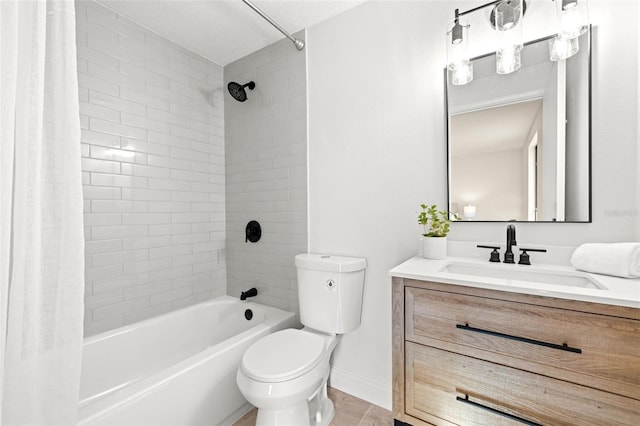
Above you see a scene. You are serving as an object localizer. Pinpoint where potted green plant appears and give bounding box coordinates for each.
[417,204,457,259]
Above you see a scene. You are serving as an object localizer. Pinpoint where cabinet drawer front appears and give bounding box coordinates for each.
[405,286,640,399]
[406,343,640,426]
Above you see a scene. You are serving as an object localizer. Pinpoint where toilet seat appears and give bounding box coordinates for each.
[241,329,326,383]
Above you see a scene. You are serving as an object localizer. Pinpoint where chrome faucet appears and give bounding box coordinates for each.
[504,225,517,264]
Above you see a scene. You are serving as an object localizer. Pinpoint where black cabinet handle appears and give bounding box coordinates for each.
[456,323,582,354]
[456,394,543,426]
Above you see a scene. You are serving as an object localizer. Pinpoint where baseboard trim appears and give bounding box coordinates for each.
[220,402,253,426]
[328,364,391,410]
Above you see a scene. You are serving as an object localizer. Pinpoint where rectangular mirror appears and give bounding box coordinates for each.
[446,29,591,222]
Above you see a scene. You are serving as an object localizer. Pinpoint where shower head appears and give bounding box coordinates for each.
[227,81,255,102]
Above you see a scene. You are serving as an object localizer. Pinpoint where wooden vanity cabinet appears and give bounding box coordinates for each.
[392,277,640,426]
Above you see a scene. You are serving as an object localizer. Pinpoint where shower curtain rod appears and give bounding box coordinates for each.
[241,0,305,51]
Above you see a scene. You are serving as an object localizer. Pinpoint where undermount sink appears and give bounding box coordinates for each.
[440,262,606,290]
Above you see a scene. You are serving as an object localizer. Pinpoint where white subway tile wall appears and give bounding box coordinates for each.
[224,33,307,313]
[77,1,226,336]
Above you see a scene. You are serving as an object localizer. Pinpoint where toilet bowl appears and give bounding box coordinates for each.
[236,254,366,426]
[237,328,337,426]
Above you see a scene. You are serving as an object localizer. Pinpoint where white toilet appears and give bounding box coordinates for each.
[236,253,367,426]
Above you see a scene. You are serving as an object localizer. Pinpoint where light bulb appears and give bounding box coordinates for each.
[446,16,473,85]
[451,60,473,85]
[549,35,579,61]
[496,47,521,74]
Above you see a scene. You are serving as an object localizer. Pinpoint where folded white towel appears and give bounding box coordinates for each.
[571,243,640,278]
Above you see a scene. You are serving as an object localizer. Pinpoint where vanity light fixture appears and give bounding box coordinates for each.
[446,0,589,84]
[446,0,527,85]
[446,13,473,85]
[495,0,524,74]
[556,0,589,38]
[549,0,589,61]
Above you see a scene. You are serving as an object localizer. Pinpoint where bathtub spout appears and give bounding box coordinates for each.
[240,288,258,301]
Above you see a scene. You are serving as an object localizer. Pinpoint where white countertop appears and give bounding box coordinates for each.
[390,256,640,309]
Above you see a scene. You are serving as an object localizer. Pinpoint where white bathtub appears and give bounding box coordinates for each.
[79,296,297,426]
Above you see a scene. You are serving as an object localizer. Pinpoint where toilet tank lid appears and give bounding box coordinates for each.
[295,254,366,272]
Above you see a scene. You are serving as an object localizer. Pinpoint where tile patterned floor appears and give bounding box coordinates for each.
[233,387,393,426]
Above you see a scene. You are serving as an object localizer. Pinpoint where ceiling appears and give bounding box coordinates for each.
[450,99,543,156]
[98,0,366,65]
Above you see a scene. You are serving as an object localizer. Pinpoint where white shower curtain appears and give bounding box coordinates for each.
[0,0,85,424]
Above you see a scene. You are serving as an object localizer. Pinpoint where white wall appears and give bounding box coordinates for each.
[224,33,307,312]
[452,150,524,221]
[307,1,451,408]
[307,0,639,410]
[77,1,226,336]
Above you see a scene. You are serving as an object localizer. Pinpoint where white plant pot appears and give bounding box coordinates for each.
[422,236,447,260]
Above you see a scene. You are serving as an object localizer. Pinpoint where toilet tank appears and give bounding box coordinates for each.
[295,254,366,334]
